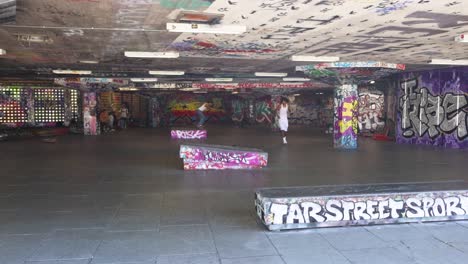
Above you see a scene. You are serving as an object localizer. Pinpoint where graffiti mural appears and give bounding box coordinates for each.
[254,97,274,125]
[83,92,99,135]
[167,93,227,125]
[231,99,245,124]
[255,182,468,231]
[171,129,207,139]
[180,143,268,170]
[397,68,468,148]
[287,94,333,126]
[334,84,358,149]
[170,38,280,58]
[358,90,385,133]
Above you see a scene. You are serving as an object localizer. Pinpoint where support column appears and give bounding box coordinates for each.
[334,84,358,149]
[82,92,99,135]
[63,89,72,126]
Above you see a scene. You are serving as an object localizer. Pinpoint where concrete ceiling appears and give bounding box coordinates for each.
[0,0,467,80]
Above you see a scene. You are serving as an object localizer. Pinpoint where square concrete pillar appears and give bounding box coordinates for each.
[334,84,358,149]
[83,92,99,135]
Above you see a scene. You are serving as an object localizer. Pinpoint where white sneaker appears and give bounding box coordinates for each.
[283,137,287,144]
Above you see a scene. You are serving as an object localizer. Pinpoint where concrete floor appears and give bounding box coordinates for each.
[1,126,468,264]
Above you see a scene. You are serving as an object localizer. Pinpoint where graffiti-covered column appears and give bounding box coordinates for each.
[148,97,160,128]
[82,92,99,135]
[334,84,358,149]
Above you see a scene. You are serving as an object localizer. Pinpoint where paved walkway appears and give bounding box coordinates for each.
[0,126,467,263]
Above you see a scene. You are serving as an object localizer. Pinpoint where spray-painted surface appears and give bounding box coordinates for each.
[83,92,99,135]
[358,90,385,133]
[171,129,207,139]
[168,1,468,63]
[166,93,227,125]
[180,143,268,170]
[297,62,405,85]
[334,84,358,149]
[255,182,468,231]
[397,67,468,148]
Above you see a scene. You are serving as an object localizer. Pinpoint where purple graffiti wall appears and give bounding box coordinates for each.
[397,67,468,148]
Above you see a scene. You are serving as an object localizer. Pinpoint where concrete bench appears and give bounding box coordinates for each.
[171,129,207,139]
[180,143,268,170]
[255,181,468,231]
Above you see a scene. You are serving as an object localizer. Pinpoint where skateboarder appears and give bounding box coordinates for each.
[196,101,211,128]
[277,97,289,144]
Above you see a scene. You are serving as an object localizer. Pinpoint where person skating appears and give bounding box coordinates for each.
[196,101,211,128]
[277,97,289,144]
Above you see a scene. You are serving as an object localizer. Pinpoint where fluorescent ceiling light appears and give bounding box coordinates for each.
[119,87,139,91]
[180,88,200,91]
[291,55,340,62]
[283,77,311,82]
[205,78,233,82]
[167,23,246,34]
[53,70,92,75]
[130,78,158,82]
[79,60,99,64]
[429,59,468,65]
[293,94,301,96]
[149,70,185,76]
[125,51,180,58]
[0,49,6,55]
[255,72,288,77]
[232,91,239,94]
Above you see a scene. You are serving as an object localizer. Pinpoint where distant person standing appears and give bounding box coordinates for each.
[119,103,129,129]
[108,111,115,131]
[277,97,289,144]
[196,101,210,128]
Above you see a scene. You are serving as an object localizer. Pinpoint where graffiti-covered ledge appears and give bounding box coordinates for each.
[255,181,468,231]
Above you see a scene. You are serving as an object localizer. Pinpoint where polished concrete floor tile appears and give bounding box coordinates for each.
[268,231,332,254]
[221,256,285,264]
[398,238,468,264]
[280,247,351,264]
[108,210,159,231]
[29,229,104,261]
[0,234,45,264]
[25,260,91,264]
[341,247,415,264]
[365,224,433,242]
[319,227,388,251]
[158,225,216,256]
[120,194,162,211]
[213,226,277,258]
[412,222,468,243]
[91,231,159,264]
[158,254,220,264]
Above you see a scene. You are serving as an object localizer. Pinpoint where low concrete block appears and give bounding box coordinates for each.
[255,182,468,231]
[180,143,268,170]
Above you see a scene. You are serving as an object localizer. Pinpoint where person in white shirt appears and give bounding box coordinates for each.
[119,103,129,129]
[196,101,210,128]
[277,97,289,144]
